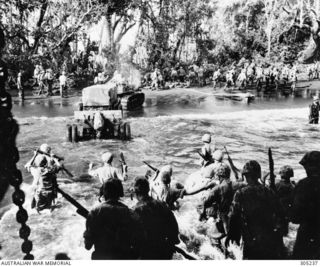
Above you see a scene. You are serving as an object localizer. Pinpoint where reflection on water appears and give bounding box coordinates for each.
[0,86,319,260]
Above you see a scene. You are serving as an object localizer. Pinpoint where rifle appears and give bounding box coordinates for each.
[142,161,160,181]
[142,161,158,173]
[268,148,276,191]
[36,149,73,178]
[57,187,197,260]
[37,149,64,161]
[197,151,214,165]
[56,187,89,218]
[224,146,240,180]
[119,152,126,165]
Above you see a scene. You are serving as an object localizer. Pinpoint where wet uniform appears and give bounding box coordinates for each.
[275,179,295,234]
[228,183,286,259]
[150,179,185,210]
[89,163,126,183]
[133,195,180,259]
[31,164,59,211]
[84,199,142,259]
[203,180,246,234]
[290,176,320,259]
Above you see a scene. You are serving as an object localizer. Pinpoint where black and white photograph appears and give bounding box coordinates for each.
[0,0,320,262]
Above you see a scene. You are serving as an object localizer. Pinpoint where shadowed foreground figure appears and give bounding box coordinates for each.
[133,176,180,259]
[275,165,295,235]
[226,160,286,259]
[290,151,320,259]
[84,178,141,259]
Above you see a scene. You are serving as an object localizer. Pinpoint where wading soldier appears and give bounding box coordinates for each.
[199,164,246,238]
[88,152,128,184]
[25,144,62,212]
[275,165,295,220]
[226,160,286,259]
[309,96,319,124]
[25,144,61,212]
[132,176,180,259]
[290,151,320,259]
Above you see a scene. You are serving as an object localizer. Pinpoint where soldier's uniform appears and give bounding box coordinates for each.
[227,161,286,259]
[201,164,246,236]
[150,165,185,210]
[88,152,127,184]
[133,177,180,259]
[309,98,319,124]
[290,151,320,259]
[275,165,295,235]
[84,179,142,259]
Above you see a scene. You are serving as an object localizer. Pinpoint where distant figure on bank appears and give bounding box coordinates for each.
[17,71,23,99]
[45,68,53,96]
[59,71,67,97]
[290,151,320,259]
[84,178,142,259]
[274,165,295,235]
[132,176,180,259]
[309,96,319,124]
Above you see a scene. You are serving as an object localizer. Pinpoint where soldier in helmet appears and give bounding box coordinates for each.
[290,151,320,259]
[201,150,224,181]
[132,176,180,259]
[309,96,319,124]
[226,160,286,259]
[275,165,295,234]
[88,152,128,184]
[199,164,246,238]
[25,144,62,212]
[149,165,185,210]
[150,165,210,210]
[84,178,142,259]
[200,133,215,166]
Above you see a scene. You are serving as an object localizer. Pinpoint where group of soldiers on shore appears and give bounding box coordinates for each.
[146,60,304,92]
[24,134,320,260]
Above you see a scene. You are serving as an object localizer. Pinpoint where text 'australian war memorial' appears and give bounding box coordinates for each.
[0,0,320,262]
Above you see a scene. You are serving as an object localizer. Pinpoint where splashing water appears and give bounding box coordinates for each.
[0,88,317,260]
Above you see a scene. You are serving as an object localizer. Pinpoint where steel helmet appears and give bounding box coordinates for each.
[202,134,211,143]
[299,151,320,171]
[279,165,294,178]
[242,160,261,179]
[102,178,124,199]
[216,163,231,180]
[40,143,51,154]
[101,152,113,163]
[212,150,224,162]
[134,176,150,196]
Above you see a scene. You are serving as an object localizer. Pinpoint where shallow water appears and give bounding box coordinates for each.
[0,86,318,260]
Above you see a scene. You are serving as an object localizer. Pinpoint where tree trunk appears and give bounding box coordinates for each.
[105,14,114,53]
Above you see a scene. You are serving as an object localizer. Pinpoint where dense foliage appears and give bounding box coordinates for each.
[1,0,320,77]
